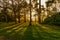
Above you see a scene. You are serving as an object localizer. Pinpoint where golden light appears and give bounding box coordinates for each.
[32,11,36,21]
[26,0,47,21]
[26,0,30,4]
[26,0,47,7]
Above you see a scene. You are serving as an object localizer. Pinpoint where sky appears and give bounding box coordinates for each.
[26,0,47,20]
[41,0,47,7]
[26,0,47,7]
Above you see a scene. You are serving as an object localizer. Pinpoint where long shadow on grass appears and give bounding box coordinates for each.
[3,24,28,40]
[0,23,21,36]
[35,24,60,40]
[0,23,28,40]
[22,25,34,40]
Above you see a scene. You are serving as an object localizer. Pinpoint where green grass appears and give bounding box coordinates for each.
[0,22,60,40]
[0,22,15,28]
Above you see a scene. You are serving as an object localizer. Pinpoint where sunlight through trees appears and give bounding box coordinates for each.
[0,0,60,25]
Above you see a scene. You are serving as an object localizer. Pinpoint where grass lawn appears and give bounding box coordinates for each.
[0,22,60,40]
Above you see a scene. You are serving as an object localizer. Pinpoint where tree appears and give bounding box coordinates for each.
[38,0,41,24]
[22,0,28,22]
[11,0,17,23]
[29,0,32,25]
[10,0,23,23]
[17,0,21,23]
[0,0,10,22]
[33,0,41,24]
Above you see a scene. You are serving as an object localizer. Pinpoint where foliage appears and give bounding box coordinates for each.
[43,12,60,26]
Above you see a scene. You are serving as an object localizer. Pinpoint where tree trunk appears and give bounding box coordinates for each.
[29,0,32,25]
[18,11,20,23]
[4,8,8,23]
[6,16,8,23]
[24,8,26,22]
[54,1,56,22]
[35,16,36,23]
[38,0,41,24]
[14,11,17,23]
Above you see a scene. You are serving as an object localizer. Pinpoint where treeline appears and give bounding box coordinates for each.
[0,0,42,25]
[0,0,28,23]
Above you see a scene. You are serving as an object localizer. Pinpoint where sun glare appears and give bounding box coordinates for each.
[41,0,46,8]
[26,0,47,21]
[26,0,46,7]
[32,11,35,21]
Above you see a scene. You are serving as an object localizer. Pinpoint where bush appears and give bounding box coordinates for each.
[43,12,60,26]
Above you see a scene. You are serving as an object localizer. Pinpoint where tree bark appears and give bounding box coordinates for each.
[29,0,32,25]
[18,11,20,23]
[14,11,17,23]
[38,0,41,24]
